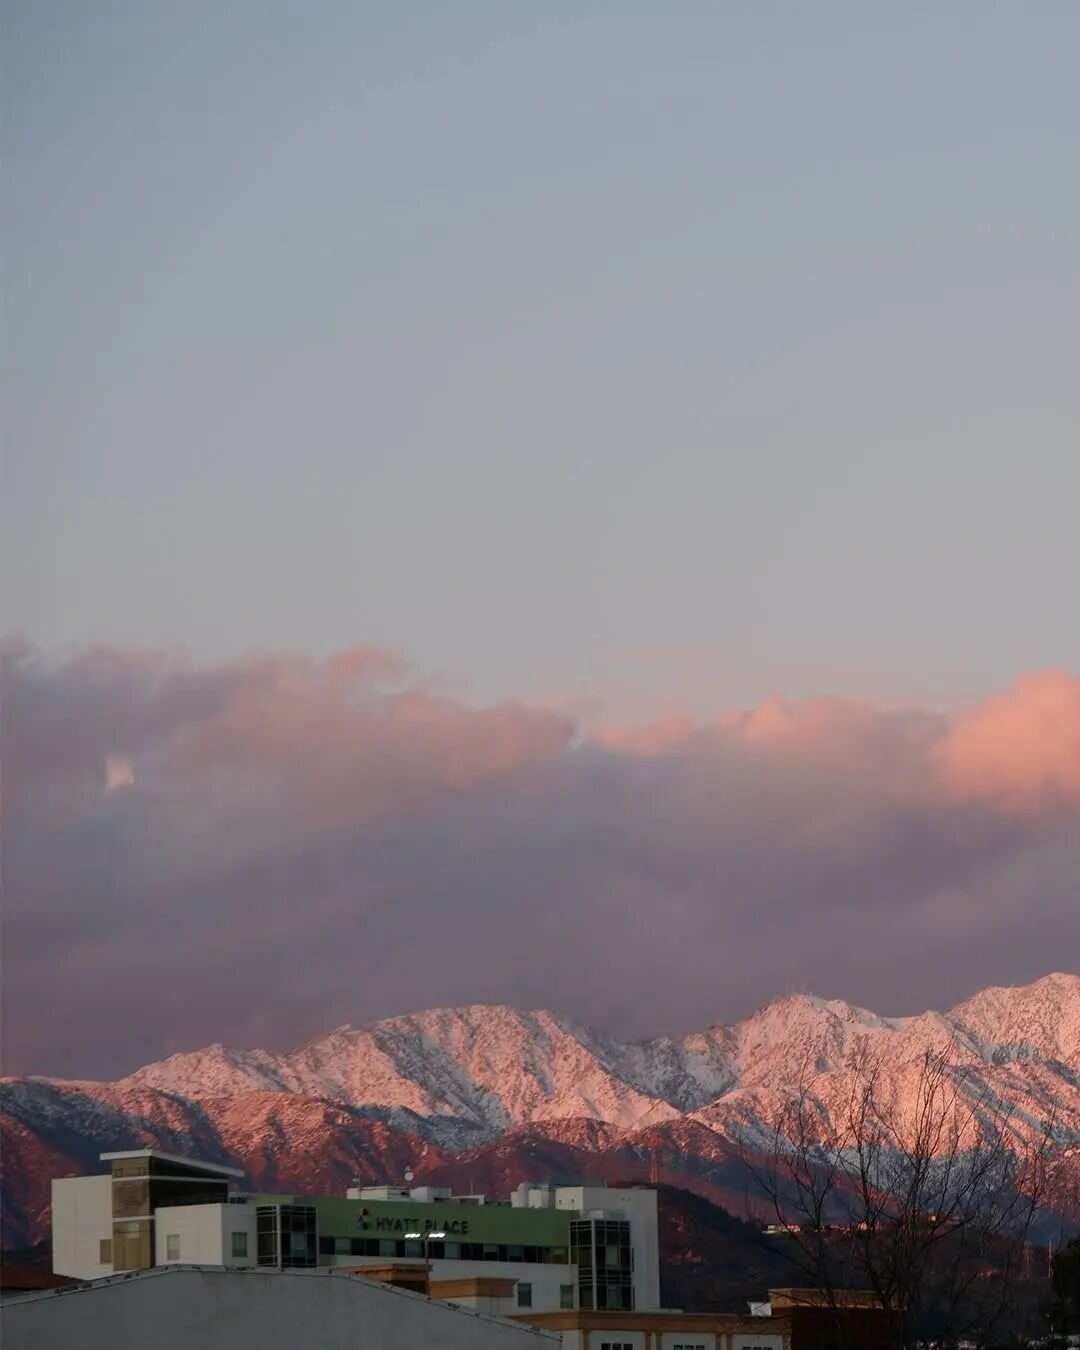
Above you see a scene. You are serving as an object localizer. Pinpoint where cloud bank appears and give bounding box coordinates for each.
[3,638,1079,1078]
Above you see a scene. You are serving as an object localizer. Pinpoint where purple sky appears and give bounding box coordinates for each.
[4,639,1078,1079]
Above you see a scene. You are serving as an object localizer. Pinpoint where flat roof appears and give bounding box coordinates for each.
[100,1149,244,1179]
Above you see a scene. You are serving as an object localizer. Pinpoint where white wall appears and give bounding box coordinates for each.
[730,1336,784,1350]
[1,1267,562,1350]
[52,1175,112,1280]
[221,1206,257,1267]
[155,1204,256,1268]
[554,1187,661,1312]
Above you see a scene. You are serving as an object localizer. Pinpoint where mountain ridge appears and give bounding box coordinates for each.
[102,971,1080,1122]
[3,972,1078,1248]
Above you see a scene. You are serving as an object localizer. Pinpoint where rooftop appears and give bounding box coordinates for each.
[0,1264,560,1341]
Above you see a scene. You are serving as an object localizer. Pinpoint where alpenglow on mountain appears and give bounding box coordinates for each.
[2,973,1078,1248]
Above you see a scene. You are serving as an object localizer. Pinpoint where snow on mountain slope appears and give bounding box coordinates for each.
[111,974,1080,1137]
[5,973,1079,1249]
[947,971,1080,1063]
[123,1005,687,1133]
[121,1045,292,1098]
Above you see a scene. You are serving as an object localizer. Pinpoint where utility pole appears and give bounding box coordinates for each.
[404,1230,446,1297]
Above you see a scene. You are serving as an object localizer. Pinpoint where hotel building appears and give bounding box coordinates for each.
[52,1151,659,1316]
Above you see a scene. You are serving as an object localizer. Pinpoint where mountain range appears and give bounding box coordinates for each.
[3,972,1079,1249]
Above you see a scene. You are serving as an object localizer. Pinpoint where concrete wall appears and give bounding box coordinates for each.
[155,1204,256,1268]
[51,1175,112,1280]
[1,1266,562,1350]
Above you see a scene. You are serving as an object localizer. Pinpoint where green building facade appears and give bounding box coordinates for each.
[248,1195,574,1268]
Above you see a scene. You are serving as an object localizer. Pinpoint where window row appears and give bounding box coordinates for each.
[318,1237,570,1264]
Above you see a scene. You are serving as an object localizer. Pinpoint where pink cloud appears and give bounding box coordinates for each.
[168,652,573,822]
[3,639,1079,1078]
[937,670,1080,811]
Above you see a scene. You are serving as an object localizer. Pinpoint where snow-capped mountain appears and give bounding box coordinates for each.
[112,973,1080,1134]
[3,973,1078,1248]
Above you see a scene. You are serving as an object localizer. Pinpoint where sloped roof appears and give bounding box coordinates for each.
[1,1264,559,1344]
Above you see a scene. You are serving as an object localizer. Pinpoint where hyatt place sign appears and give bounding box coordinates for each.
[358,1215,471,1235]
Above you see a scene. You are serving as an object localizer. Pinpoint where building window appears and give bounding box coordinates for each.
[99,1239,112,1265]
[255,1204,318,1269]
[572,1218,633,1312]
[111,1220,151,1272]
[165,1234,181,1261]
[517,1282,533,1308]
[231,1231,248,1259]
[599,1343,634,1350]
[559,1284,574,1309]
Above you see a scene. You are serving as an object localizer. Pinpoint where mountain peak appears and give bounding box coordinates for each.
[3,973,1078,1251]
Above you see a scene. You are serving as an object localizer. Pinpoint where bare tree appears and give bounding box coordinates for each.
[741,1045,1055,1350]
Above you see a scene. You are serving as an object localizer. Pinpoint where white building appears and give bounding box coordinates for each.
[510,1183,662,1314]
[51,1151,660,1318]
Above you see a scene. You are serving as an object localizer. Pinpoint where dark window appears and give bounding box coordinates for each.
[319,1237,334,1255]
[148,1178,229,1211]
[560,1284,574,1309]
[517,1282,532,1308]
[99,1239,112,1265]
[255,1205,317,1269]
[256,1208,280,1267]
[231,1231,248,1259]
[572,1218,633,1312]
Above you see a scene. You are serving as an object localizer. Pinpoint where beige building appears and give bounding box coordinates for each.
[517,1308,790,1350]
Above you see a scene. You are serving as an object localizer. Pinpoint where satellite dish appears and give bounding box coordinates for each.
[404,1169,414,1183]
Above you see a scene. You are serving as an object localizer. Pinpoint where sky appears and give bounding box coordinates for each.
[3,2,1080,1077]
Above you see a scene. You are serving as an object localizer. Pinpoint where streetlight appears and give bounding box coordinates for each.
[403,1231,446,1296]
